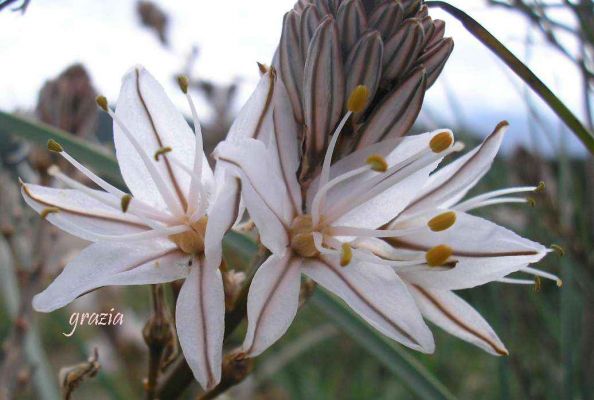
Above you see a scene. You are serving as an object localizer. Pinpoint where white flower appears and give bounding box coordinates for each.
[21,67,237,390]
[354,122,554,355]
[214,83,460,357]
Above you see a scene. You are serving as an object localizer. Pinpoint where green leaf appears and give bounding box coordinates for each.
[0,110,123,183]
[311,289,458,400]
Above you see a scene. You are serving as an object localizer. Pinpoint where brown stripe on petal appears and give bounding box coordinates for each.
[412,285,508,355]
[252,68,276,140]
[196,255,216,388]
[416,38,454,88]
[368,1,404,39]
[385,237,539,258]
[300,5,324,61]
[401,121,506,214]
[427,19,446,48]
[216,156,290,232]
[278,11,305,123]
[318,257,421,347]
[344,31,383,118]
[356,66,426,149]
[134,69,188,212]
[22,183,149,230]
[246,256,299,355]
[382,19,425,82]
[303,16,345,166]
[336,0,368,56]
[420,15,435,48]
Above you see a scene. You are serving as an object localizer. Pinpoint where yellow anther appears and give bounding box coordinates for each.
[47,139,63,153]
[96,95,109,112]
[40,207,59,219]
[121,194,132,213]
[427,211,456,232]
[154,146,172,161]
[535,181,545,193]
[550,244,565,256]
[527,197,536,207]
[556,279,563,288]
[177,75,189,94]
[347,85,369,113]
[366,154,388,172]
[257,62,268,74]
[340,243,353,267]
[429,131,453,153]
[425,244,453,267]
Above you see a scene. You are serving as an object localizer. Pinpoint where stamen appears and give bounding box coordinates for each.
[347,85,369,113]
[182,81,207,218]
[48,166,169,230]
[454,185,539,211]
[340,243,353,266]
[425,244,453,267]
[98,96,185,217]
[329,225,424,238]
[312,106,355,225]
[429,131,454,153]
[427,211,456,232]
[526,197,536,207]
[550,244,565,256]
[522,266,562,287]
[47,139,63,153]
[84,224,189,242]
[311,164,372,224]
[96,95,108,112]
[326,144,461,224]
[497,277,536,285]
[121,194,132,213]
[154,146,172,161]
[40,207,59,219]
[177,75,190,94]
[455,197,528,212]
[366,154,388,172]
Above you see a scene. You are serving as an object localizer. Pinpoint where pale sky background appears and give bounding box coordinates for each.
[0,0,589,155]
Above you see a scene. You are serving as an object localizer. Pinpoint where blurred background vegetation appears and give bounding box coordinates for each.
[0,0,593,399]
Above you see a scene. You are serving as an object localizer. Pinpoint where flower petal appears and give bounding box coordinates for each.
[227,69,276,142]
[318,132,441,230]
[21,183,150,241]
[408,285,508,356]
[403,122,507,216]
[242,251,302,356]
[32,240,186,312]
[303,16,345,169]
[302,256,434,353]
[394,212,548,290]
[114,66,195,211]
[214,139,292,253]
[276,10,304,123]
[203,174,241,271]
[356,66,427,149]
[176,260,225,390]
[382,19,425,82]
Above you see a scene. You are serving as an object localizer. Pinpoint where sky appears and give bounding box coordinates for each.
[0,0,589,155]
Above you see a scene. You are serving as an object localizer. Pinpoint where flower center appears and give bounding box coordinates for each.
[170,216,208,255]
[289,215,319,258]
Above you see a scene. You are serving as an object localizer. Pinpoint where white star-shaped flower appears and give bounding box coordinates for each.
[21,66,237,390]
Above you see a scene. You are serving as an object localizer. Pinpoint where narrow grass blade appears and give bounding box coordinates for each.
[311,288,457,400]
[426,1,594,154]
[0,110,122,183]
